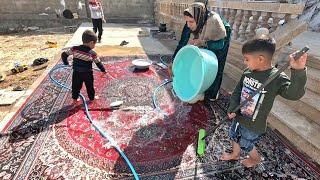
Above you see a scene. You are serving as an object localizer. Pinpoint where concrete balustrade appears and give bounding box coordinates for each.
[155,0,306,47]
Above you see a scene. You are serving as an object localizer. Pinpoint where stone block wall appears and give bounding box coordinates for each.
[0,0,155,33]
[101,0,155,23]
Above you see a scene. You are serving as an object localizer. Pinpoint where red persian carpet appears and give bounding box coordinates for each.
[0,55,319,179]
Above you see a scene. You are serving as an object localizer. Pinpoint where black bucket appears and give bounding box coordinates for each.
[63,9,74,19]
[159,23,167,32]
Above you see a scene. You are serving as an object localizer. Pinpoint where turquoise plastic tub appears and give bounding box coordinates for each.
[172,45,218,102]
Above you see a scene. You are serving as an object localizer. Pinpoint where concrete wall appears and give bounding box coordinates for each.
[0,0,155,33]
[0,0,83,20]
[101,0,155,23]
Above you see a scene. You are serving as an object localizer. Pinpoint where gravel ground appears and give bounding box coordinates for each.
[0,28,73,122]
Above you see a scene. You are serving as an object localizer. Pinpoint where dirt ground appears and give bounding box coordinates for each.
[0,28,73,122]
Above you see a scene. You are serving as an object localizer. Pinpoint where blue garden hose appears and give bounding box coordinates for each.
[49,64,139,180]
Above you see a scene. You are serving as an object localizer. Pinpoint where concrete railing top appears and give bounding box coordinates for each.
[156,0,305,15]
[155,0,307,49]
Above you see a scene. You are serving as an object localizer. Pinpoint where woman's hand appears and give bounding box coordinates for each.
[192,39,202,46]
[188,39,195,45]
[188,39,205,47]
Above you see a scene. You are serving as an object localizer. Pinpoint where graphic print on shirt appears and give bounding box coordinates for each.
[240,76,265,120]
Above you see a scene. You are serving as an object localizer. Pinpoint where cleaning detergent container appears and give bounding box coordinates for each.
[172,45,218,103]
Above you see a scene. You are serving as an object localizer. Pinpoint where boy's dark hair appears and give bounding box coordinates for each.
[242,37,276,58]
[183,11,193,18]
[82,30,98,43]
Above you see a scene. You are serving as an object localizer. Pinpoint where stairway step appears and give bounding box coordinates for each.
[221,71,238,93]
[278,89,320,126]
[306,67,320,94]
[268,100,320,165]
[286,67,320,95]
[227,53,247,70]
[278,45,320,70]
[308,67,320,81]
[224,61,242,82]
[306,55,320,70]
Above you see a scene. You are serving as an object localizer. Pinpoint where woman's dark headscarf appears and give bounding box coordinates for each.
[184,2,208,35]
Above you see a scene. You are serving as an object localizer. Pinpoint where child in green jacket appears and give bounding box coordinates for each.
[220,36,308,168]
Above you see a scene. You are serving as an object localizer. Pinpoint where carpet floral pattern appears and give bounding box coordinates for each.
[0,56,319,179]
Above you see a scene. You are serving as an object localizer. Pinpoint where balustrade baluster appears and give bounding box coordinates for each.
[248,11,261,40]
[270,13,285,33]
[233,10,244,40]
[239,10,252,42]
[258,12,272,29]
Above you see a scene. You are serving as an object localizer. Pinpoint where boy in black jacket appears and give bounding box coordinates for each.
[61,30,106,104]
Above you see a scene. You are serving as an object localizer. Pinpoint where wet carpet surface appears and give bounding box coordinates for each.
[0,56,319,179]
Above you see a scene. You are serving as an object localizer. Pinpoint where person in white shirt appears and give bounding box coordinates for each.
[89,0,106,43]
